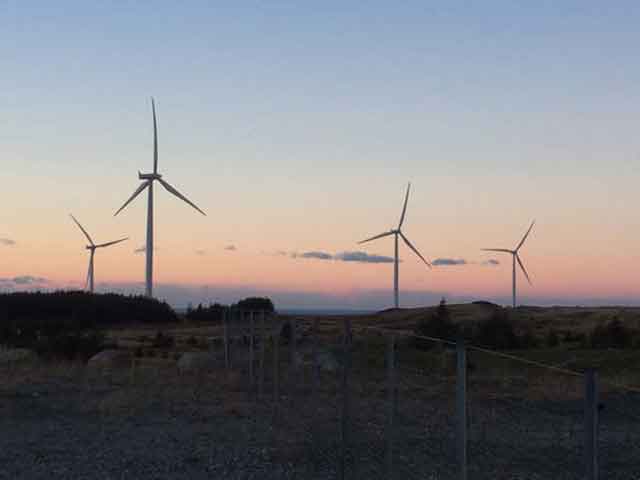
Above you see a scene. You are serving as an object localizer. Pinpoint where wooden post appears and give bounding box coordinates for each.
[456,338,468,480]
[223,308,229,370]
[585,369,599,480]
[259,310,265,398]
[339,318,352,480]
[385,334,395,478]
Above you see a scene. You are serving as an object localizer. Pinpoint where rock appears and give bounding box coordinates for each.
[87,349,132,369]
[0,348,37,364]
[177,352,217,373]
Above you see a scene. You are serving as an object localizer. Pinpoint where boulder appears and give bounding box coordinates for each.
[87,349,132,369]
[177,352,217,373]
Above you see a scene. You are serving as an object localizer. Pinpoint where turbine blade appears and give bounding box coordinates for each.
[516,254,532,285]
[481,248,513,253]
[358,230,394,244]
[399,231,432,269]
[516,220,535,251]
[152,97,158,174]
[398,182,411,228]
[114,181,150,216]
[157,178,206,215]
[95,237,129,249]
[69,214,94,246]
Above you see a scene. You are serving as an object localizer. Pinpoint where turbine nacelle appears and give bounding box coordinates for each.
[139,172,163,180]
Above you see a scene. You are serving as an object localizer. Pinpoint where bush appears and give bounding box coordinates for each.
[280,321,292,345]
[34,331,107,361]
[518,329,539,349]
[235,297,275,313]
[546,329,560,347]
[589,319,633,349]
[0,291,178,355]
[474,308,519,349]
[152,331,174,348]
[413,298,459,349]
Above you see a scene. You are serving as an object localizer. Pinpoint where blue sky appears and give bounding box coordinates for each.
[2,2,640,308]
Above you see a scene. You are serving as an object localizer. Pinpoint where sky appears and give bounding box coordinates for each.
[2,1,640,309]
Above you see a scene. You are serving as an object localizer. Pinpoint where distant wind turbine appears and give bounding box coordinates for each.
[70,214,128,293]
[114,98,206,297]
[482,220,535,308]
[358,182,431,309]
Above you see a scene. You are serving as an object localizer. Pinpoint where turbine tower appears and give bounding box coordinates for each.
[358,182,431,309]
[482,220,535,308]
[114,98,206,297]
[70,214,128,293]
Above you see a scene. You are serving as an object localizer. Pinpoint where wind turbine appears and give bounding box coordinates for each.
[114,98,206,297]
[358,182,431,309]
[482,220,535,308]
[70,214,128,293]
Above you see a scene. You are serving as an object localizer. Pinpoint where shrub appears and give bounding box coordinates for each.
[235,297,275,313]
[152,331,174,348]
[280,321,292,345]
[589,319,633,349]
[518,329,539,349]
[413,298,459,349]
[35,331,107,361]
[546,329,560,347]
[474,308,519,349]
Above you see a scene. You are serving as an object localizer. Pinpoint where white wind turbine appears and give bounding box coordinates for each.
[482,220,535,308]
[358,182,431,309]
[70,214,128,293]
[114,98,206,297]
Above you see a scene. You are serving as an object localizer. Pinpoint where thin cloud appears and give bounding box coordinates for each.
[224,245,237,251]
[294,251,333,260]
[334,251,395,264]
[13,275,48,285]
[0,238,15,246]
[433,258,467,266]
[482,259,500,266]
[0,275,48,287]
[134,246,158,254]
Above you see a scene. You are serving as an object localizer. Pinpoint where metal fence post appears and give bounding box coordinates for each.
[585,368,599,480]
[249,311,255,394]
[340,318,353,480]
[312,318,319,393]
[223,308,229,370]
[385,334,396,479]
[290,317,297,379]
[274,317,280,405]
[456,338,468,480]
[259,310,265,398]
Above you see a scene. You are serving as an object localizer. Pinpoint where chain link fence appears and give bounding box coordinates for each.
[3,310,638,479]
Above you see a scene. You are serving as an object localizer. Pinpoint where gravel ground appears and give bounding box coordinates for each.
[1,361,639,480]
